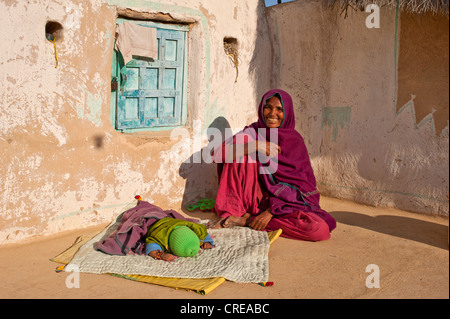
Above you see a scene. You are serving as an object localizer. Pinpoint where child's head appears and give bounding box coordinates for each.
[168,226,200,257]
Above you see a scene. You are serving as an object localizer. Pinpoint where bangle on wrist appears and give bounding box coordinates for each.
[155,250,164,260]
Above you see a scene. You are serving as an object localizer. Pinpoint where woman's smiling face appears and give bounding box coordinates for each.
[263,96,284,128]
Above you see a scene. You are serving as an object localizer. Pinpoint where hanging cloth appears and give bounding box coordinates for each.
[115,22,158,65]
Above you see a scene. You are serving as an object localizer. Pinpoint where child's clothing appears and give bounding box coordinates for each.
[145,217,214,256]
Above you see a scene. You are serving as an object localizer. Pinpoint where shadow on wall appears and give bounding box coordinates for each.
[179,116,232,214]
[180,0,272,215]
[332,211,449,250]
[249,0,274,112]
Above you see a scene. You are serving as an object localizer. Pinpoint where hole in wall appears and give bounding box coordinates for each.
[45,21,63,68]
[223,37,238,47]
[223,37,239,83]
[45,21,63,42]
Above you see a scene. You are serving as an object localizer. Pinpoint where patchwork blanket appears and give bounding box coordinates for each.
[65,202,271,283]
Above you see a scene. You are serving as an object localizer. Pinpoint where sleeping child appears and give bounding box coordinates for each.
[145,217,214,262]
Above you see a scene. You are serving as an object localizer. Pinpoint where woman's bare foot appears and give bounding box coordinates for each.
[207,218,226,229]
[223,213,251,228]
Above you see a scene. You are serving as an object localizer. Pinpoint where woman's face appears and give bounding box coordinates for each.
[263,96,284,128]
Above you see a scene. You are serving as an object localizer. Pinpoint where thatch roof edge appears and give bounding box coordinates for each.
[323,0,449,17]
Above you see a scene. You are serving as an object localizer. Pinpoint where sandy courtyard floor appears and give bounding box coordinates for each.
[0,197,448,300]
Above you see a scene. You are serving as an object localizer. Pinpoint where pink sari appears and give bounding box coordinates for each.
[213,154,331,241]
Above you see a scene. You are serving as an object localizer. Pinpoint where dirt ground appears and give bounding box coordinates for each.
[0,196,448,300]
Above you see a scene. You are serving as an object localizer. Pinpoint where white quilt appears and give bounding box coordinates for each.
[65,219,270,283]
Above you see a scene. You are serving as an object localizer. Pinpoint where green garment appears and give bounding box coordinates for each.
[145,217,208,253]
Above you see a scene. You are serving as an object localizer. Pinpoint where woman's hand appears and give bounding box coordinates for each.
[257,141,281,158]
[249,209,273,231]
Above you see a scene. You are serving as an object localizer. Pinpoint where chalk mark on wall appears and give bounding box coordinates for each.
[321,106,351,142]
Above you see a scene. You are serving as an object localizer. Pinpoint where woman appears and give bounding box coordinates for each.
[210,89,336,241]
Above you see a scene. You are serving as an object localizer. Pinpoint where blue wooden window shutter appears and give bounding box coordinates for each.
[114,21,187,131]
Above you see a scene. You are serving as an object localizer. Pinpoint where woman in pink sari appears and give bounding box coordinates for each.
[210,89,336,241]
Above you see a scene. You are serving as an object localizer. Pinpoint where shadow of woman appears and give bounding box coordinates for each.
[178,116,232,216]
[332,211,448,250]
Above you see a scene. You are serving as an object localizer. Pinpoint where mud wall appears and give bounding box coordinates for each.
[0,0,273,243]
[265,0,449,216]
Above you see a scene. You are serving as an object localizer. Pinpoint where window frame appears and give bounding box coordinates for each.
[110,19,189,133]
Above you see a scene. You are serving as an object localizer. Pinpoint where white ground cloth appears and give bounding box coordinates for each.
[66,219,270,283]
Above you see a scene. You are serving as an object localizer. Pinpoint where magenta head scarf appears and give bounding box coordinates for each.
[247,89,336,231]
[256,89,295,130]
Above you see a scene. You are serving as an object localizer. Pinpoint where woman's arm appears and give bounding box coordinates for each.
[212,131,281,163]
[227,140,281,162]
